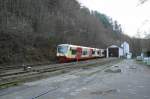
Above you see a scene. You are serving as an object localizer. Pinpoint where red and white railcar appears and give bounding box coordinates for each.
[57,44,105,62]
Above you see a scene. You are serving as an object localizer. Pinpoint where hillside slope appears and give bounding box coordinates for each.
[0,0,133,65]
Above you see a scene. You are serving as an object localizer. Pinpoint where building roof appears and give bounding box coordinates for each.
[108,45,123,49]
[107,41,129,49]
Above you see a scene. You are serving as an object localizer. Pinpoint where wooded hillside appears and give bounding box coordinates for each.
[0,0,149,65]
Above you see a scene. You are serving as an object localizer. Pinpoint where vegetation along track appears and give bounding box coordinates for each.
[0,58,121,89]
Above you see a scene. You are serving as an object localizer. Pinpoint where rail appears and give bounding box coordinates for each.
[0,58,121,89]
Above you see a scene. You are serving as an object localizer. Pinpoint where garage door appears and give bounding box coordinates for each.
[108,48,119,57]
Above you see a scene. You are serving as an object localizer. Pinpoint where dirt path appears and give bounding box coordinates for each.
[0,59,150,99]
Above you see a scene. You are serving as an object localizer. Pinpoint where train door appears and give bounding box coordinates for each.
[76,47,82,61]
[89,49,93,57]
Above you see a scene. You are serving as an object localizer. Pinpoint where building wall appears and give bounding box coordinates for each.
[121,41,130,56]
[119,48,123,57]
[107,42,130,58]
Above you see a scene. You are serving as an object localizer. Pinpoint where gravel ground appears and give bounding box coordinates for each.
[0,59,150,99]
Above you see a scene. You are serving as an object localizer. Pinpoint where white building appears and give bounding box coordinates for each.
[121,41,130,56]
[107,41,131,59]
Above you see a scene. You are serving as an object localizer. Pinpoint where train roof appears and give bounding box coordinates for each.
[58,44,70,46]
[57,44,104,50]
[58,44,92,48]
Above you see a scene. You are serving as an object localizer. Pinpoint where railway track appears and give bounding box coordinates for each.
[0,58,121,89]
[0,62,55,71]
[0,58,114,77]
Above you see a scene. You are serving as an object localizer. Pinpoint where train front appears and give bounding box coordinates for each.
[57,44,69,63]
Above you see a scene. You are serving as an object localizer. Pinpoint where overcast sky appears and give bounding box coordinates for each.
[78,0,150,38]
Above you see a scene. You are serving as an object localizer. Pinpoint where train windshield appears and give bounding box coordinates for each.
[57,45,68,54]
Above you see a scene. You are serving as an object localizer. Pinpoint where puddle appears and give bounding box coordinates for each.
[70,87,88,96]
[91,89,118,95]
[112,65,119,67]
[127,89,137,95]
[82,67,91,70]
[104,68,121,73]
[129,66,137,69]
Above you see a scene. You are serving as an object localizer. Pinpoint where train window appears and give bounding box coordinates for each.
[82,50,87,55]
[100,50,105,55]
[71,49,77,55]
[97,51,100,55]
[92,51,95,55]
[57,46,68,54]
[102,51,105,55]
